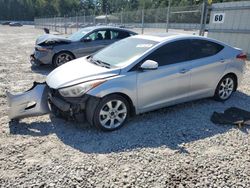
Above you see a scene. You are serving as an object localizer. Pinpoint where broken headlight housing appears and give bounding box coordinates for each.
[58,80,105,97]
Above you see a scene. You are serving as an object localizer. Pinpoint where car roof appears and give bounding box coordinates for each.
[132,33,216,43]
[80,26,136,34]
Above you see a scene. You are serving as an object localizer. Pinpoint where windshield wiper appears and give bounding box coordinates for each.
[96,60,111,68]
[88,56,111,69]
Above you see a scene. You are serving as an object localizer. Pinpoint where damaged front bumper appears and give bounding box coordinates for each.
[6,82,50,120]
[30,53,43,66]
[47,89,90,121]
[6,82,91,121]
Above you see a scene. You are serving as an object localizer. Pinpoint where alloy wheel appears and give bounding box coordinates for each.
[99,100,127,129]
[218,77,234,100]
[56,53,73,66]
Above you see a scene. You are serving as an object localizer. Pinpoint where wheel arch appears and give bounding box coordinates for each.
[221,72,238,91]
[107,92,136,116]
[86,91,136,120]
[85,92,136,129]
[88,83,137,115]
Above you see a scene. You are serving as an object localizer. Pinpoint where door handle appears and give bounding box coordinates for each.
[179,69,189,74]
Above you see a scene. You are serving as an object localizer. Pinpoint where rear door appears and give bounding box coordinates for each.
[187,39,226,98]
[136,40,193,112]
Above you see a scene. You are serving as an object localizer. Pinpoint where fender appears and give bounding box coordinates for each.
[220,60,245,88]
[87,74,138,113]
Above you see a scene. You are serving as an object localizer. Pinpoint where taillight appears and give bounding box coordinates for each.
[236,53,247,61]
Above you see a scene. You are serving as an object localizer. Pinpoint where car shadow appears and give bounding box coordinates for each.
[9,91,250,154]
[31,64,54,76]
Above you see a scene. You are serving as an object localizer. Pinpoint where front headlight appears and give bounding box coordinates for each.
[36,46,52,52]
[59,80,106,97]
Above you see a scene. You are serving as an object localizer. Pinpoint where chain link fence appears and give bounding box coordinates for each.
[34,4,207,35]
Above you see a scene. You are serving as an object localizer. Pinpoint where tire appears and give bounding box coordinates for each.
[53,51,74,67]
[214,75,236,101]
[88,94,130,131]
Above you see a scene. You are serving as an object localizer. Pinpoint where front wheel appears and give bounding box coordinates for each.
[214,75,236,101]
[53,52,74,67]
[91,95,130,131]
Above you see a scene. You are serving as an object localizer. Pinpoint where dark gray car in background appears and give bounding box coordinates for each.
[31,26,137,67]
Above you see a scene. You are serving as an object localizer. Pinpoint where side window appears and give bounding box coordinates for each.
[145,40,190,67]
[188,39,224,60]
[85,30,110,41]
[110,30,119,39]
[111,30,130,40]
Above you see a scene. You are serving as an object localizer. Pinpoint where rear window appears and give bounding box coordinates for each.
[188,39,224,60]
[111,30,131,39]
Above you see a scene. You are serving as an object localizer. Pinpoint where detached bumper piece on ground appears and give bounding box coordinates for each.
[6,82,50,120]
[211,107,250,128]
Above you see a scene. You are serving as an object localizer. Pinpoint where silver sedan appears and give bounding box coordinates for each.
[30,26,137,67]
[7,34,247,131]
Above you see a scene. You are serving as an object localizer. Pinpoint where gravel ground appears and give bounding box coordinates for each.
[0,25,249,188]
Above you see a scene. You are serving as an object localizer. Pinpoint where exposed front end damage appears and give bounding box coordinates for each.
[6,81,95,122]
[6,57,120,122]
[6,82,50,120]
[30,53,44,66]
[47,88,92,122]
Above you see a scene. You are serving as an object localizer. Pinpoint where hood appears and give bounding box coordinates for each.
[36,34,71,45]
[46,57,120,89]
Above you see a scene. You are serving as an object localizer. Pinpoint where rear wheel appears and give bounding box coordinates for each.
[53,52,74,67]
[214,75,236,101]
[90,95,130,131]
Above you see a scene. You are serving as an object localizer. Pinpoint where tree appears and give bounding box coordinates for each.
[0,0,246,20]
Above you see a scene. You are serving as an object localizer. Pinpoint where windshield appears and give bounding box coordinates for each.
[68,28,92,41]
[92,37,158,67]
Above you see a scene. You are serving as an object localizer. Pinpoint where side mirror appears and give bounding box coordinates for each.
[82,38,92,42]
[140,60,158,70]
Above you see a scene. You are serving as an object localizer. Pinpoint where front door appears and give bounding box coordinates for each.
[77,29,111,56]
[136,40,192,113]
[137,62,191,113]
